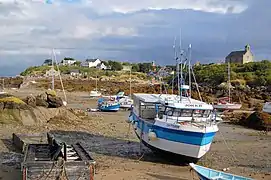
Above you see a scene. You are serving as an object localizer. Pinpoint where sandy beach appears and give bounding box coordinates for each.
[0,89,270,180]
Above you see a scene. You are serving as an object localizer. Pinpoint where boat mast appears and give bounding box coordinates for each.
[129,68,132,97]
[179,29,183,101]
[188,44,192,98]
[53,49,68,104]
[171,71,174,94]
[51,50,55,90]
[96,75,98,91]
[2,79,4,91]
[228,62,231,103]
[173,36,180,98]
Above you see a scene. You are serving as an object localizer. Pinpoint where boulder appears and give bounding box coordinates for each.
[47,95,63,108]
[36,97,49,108]
[245,112,271,131]
[25,95,36,107]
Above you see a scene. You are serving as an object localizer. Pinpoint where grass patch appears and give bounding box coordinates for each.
[46,90,57,96]
[0,97,26,104]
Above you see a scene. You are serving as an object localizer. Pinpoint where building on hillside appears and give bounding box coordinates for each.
[69,69,81,77]
[96,63,108,70]
[81,59,102,68]
[225,44,254,64]
[62,59,76,66]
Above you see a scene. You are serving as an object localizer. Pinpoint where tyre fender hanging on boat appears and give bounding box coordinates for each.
[133,121,138,130]
[148,130,157,141]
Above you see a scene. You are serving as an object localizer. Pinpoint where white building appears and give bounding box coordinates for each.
[81,59,102,68]
[69,69,81,77]
[96,63,108,70]
[62,60,76,66]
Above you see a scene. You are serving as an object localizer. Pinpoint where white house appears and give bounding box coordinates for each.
[96,63,108,70]
[81,59,101,68]
[62,60,76,66]
[69,69,81,77]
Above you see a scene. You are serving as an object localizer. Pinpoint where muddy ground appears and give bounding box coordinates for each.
[0,89,270,180]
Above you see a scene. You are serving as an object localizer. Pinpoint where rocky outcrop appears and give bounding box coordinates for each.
[0,92,74,125]
[24,90,63,108]
[47,94,63,108]
[244,112,271,131]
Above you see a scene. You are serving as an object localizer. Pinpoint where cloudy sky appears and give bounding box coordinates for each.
[0,0,270,76]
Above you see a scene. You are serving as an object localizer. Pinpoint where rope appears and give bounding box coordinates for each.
[137,152,145,161]
[218,130,238,163]
[191,66,202,101]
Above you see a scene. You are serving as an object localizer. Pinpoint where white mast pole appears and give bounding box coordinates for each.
[188,44,192,98]
[228,62,231,103]
[179,29,183,101]
[129,68,132,97]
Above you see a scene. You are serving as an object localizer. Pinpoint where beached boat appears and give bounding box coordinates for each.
[98,101,120,112]
[213,63,242,111]
[119,96,133,109]
[102,91,133,109]
[189,163,253,180]
[90,90,102,97]
[263,102,271,114]
[127,43,220,162]
[97,97,120,112]
[90,75,102,97]
[213,97,242,110]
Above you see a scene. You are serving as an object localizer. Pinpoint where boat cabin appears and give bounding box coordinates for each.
[132,93,214,123]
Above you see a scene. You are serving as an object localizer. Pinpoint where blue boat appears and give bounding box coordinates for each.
[189,163,254,180]
[98,98,120,112]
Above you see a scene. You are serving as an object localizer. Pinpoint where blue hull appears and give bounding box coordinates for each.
[190,163,254,180]
[130,112,216,147]
[99,104,120,112]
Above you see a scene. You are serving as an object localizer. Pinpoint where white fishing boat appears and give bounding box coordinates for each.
[213,62,242,110]
[90,75,102,97]
[127,43,220,162]
[263,102,271,114]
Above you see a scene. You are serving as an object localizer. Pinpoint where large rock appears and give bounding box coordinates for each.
[244,112,271,131]
[25,95,36,107]
[47,95,63,108]
[36,97,49,108]
[0,96,29,110]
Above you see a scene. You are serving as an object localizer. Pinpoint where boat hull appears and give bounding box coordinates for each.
[130,113,217,161]
[135,132,199,163]
[213,103,242,110]
[263,102,271,114]
[99,104,120,112]
[190,163,254,180]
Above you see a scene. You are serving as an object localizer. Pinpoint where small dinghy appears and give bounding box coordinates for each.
[189,163,254,180]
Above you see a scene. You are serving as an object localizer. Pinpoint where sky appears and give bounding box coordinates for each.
[0,0,270,76]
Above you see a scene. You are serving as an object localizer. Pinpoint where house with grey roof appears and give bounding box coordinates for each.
[81,58,102,68]
[225,44,254,64]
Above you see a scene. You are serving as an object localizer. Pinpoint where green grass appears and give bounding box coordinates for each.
[0,97,26,104]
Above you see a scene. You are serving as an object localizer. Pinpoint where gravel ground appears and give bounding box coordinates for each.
[0,89,270,180]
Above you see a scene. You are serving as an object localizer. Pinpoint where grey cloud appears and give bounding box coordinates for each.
[0,0,271,76]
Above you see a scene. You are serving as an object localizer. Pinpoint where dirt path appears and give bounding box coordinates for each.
[0,90,270,180]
